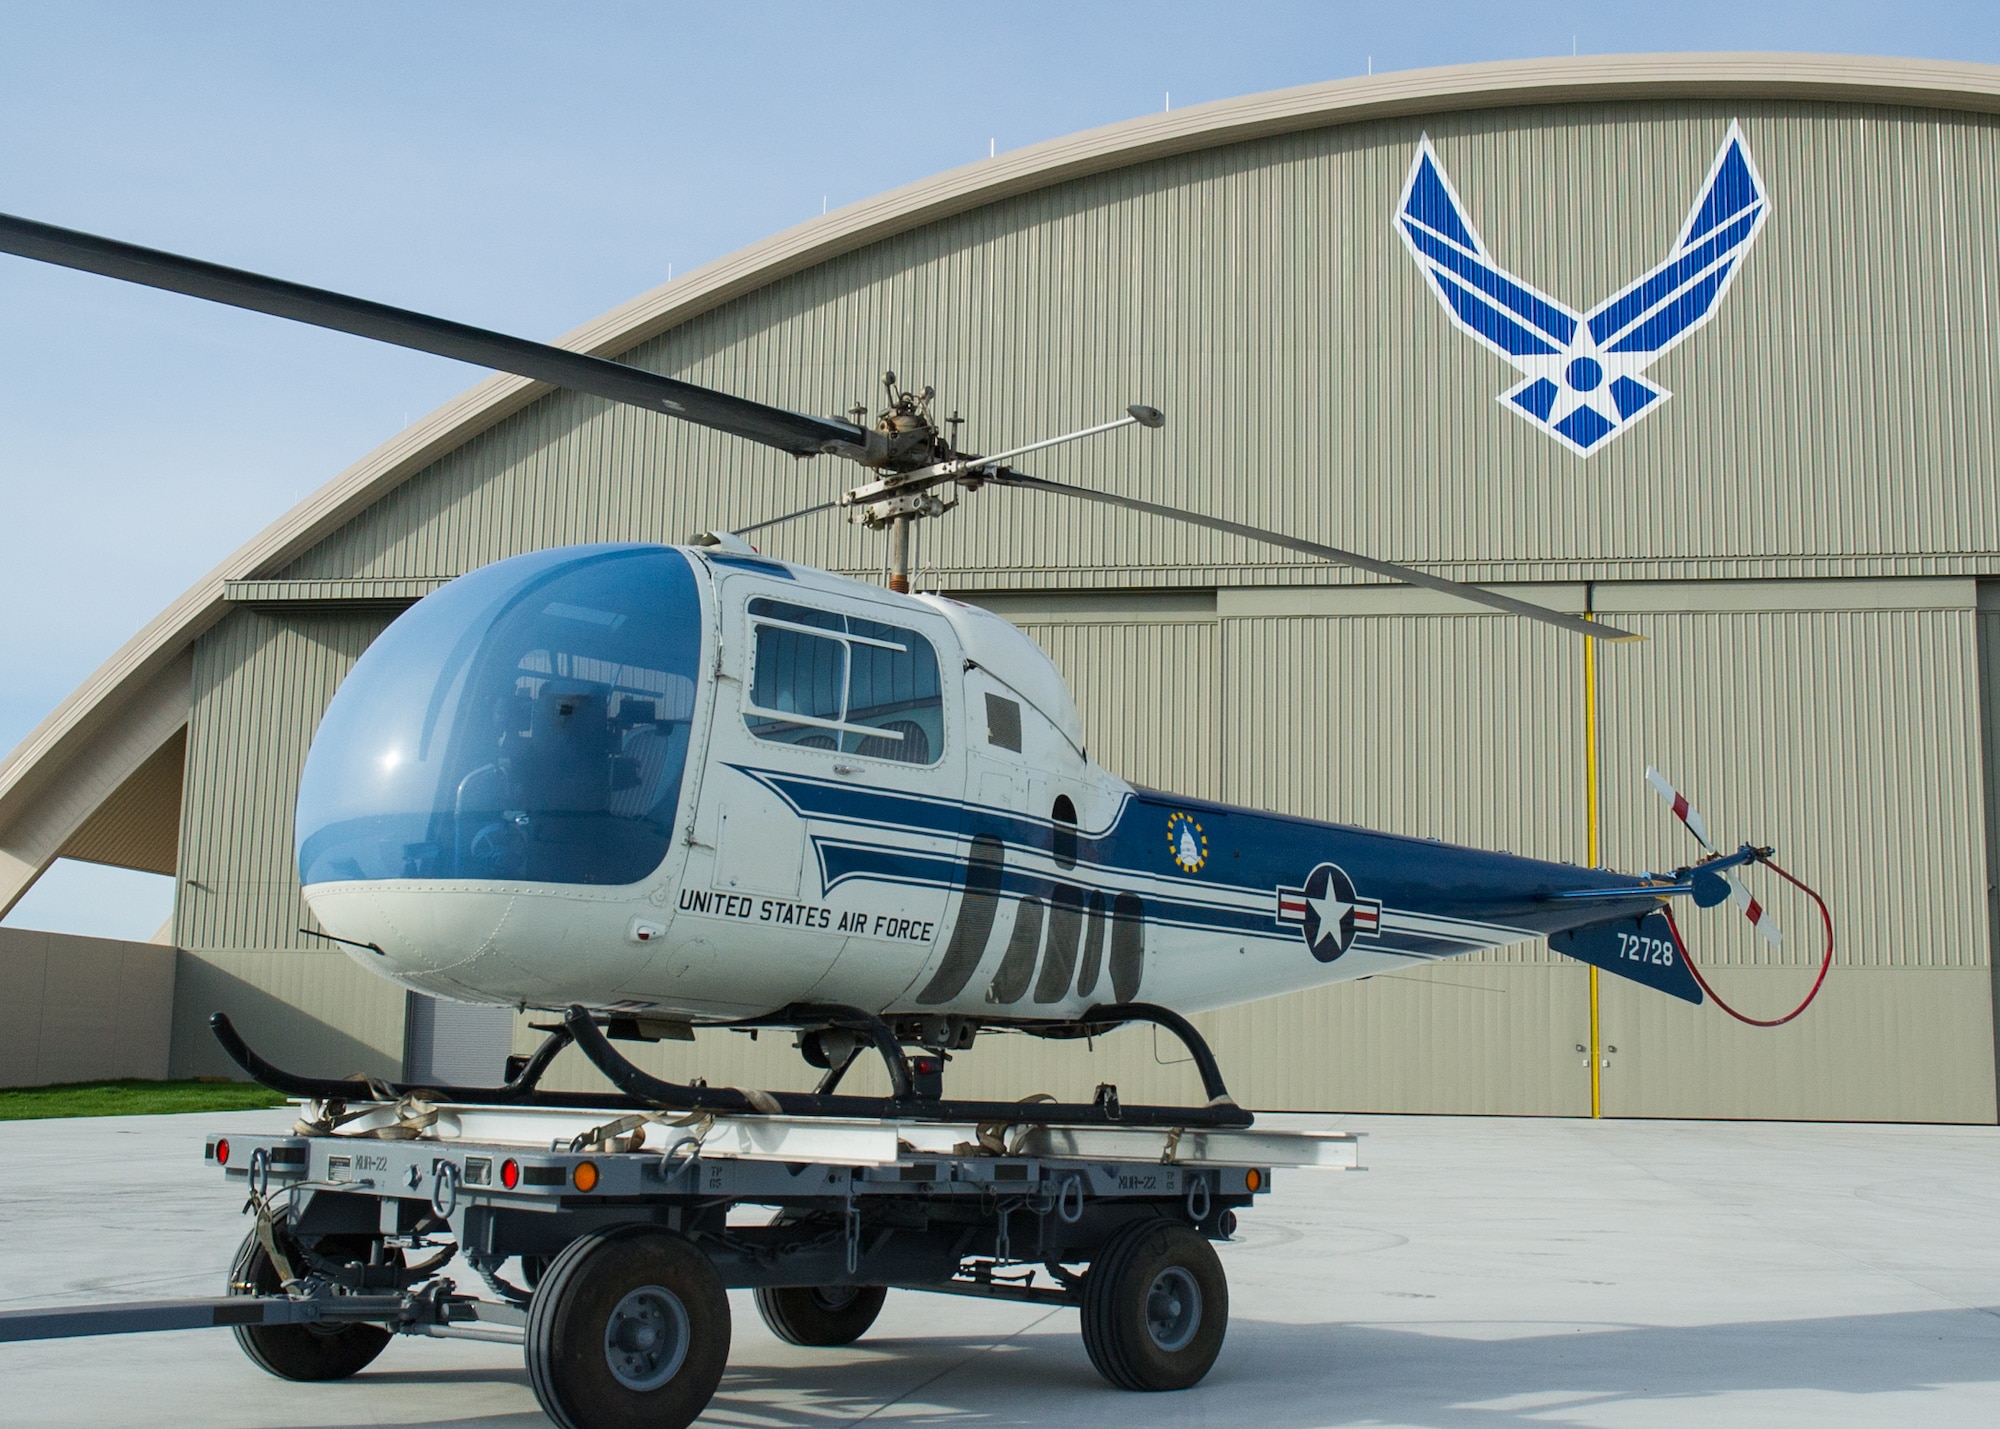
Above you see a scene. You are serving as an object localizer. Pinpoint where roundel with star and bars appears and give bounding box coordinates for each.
[1275,862,1383,963]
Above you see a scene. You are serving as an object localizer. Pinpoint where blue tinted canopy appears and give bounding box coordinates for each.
[296,545,705,887]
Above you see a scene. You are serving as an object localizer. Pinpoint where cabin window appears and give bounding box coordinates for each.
[984,693,1022,752]
[744,598,943,764]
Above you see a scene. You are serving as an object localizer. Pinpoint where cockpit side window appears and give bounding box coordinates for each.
[744,598,943,765]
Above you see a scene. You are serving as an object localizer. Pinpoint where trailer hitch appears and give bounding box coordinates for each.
[0,1277,527,1347]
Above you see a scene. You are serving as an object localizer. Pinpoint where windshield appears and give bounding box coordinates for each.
[295,544,704,887]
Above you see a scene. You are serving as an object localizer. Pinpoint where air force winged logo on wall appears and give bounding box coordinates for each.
[1276,863,1382,963]
[1396,122,1769,455]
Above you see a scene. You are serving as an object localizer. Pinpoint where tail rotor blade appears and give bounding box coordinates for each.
[1645,765,1716,852]
[1728,871,1785,947]
[1647,767,1782,946]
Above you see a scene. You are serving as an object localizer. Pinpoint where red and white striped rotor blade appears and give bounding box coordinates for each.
[1645,766,1782,947]
[1727,870,1784,948]
[1645,766,1715,852]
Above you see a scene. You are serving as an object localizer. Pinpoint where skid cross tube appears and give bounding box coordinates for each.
[213,1001,1251,1127]
[1077,1003,1237,1105]
[749,1001,918,1100]
[562,1005,1252,1128]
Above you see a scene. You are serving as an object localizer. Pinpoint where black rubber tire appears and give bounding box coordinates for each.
[753,1284,888,1346]
[1079,1220,1228,1391]
[524,1226,732,1429]
[227,1230,393,1382]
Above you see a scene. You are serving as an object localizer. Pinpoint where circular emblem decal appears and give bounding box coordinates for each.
[1166,812,1208,873]
[1286,862,1382,963]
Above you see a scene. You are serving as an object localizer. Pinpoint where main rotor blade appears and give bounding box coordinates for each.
[990,470,1641,642]
[0,211,869,460]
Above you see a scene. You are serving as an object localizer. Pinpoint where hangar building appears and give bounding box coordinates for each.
[4,53,1999,1121]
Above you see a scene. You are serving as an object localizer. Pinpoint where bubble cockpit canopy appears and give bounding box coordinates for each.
[295,544,704,887]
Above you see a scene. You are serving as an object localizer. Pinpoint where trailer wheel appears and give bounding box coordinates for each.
[524,1227,731,1429]
[1080,1221,1228,1391]
[753,1284,888,1346]
[226,1229,393,1382]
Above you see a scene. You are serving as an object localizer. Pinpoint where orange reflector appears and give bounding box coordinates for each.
[1244,1168,1262,1192]
[573,1160,599,1193]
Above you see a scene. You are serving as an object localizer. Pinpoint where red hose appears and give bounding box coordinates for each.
[1662,858,1833,1027]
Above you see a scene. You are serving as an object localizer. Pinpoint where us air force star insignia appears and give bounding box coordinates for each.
[1395,121,1769,456]
[1276,863,1382,963]
[1166,812,1208,873]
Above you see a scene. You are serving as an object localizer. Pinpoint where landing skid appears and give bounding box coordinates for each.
[210,1001,1253,1130]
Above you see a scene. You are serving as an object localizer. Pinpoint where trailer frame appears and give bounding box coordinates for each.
[0,1097,1358,1428]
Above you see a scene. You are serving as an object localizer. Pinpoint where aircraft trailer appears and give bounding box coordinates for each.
[0,1083,1357,1428]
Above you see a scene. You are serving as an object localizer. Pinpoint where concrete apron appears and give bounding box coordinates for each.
[1,1108,1997,1427]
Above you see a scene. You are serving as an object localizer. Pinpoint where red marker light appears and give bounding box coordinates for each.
[501,1158,520,1190]
[215,1138,231,1166]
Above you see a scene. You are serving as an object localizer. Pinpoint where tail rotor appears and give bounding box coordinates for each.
[1642,766,1833,1027]
[1645,766,1782,948]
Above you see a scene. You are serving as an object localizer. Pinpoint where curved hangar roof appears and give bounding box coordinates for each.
[6,51,2000,915]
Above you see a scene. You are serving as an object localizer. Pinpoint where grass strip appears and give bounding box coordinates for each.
[0,1079,288,1121]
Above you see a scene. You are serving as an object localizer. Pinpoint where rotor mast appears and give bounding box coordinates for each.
[887,514,914,593]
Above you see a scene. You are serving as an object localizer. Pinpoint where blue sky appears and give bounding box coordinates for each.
[5,1,1999,938]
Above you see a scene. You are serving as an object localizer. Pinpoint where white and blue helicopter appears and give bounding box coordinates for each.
[0,211,1809,1127]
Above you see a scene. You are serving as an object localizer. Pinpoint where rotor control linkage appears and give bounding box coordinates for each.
[839,404,1166,526]
[1550,842,1777,910]
[1664,843,1776,908]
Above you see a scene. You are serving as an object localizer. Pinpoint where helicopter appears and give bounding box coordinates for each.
[0,210,1811,1125]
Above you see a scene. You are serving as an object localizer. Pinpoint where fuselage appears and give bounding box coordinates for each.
[296,542,1664,1022]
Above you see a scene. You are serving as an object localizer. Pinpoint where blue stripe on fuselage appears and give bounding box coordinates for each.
[731,765,1660,942]
[811,838,1479,960]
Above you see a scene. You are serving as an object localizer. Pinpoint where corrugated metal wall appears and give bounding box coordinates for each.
[157,98,2000,1118]
[178,608,393,951]
[283,102,2000,591]
[170,607,405,1079]
[1592,585,1994,1120]
[55,728,184,875]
